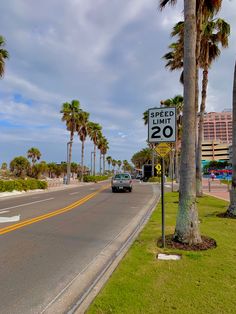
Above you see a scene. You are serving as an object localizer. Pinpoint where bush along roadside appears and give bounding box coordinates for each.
[82,175,109,182]
[0,179,48,192]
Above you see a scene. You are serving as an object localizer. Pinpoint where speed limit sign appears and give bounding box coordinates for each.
[148,107,176,143]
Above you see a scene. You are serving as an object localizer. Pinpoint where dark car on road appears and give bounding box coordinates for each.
[111,173,133,192]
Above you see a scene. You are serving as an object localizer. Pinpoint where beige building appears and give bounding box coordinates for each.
[202,140,230,162]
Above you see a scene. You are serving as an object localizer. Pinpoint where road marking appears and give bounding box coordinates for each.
[0,198,54,211]
[0,210,10,214]
[0,215,20,223]
[69,192,80,195]
[0,185,108,236]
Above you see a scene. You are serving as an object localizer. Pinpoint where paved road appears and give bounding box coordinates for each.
[0,181,159,314]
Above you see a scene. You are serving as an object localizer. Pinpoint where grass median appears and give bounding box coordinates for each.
[87,192,236,314]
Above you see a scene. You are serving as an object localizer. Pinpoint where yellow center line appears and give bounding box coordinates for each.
[0,185,109,236]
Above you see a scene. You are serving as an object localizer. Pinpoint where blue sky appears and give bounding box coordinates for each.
[0,0,236,168]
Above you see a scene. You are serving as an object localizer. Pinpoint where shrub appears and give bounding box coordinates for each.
[148,177,161,183]
[0,179,48,192]
[83,175,109,182]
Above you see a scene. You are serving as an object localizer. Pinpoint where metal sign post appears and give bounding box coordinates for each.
[161,157,165,248]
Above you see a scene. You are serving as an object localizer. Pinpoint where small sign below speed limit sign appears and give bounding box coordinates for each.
[148,107,176,143]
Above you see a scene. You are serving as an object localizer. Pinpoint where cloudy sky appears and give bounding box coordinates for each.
[0,0,235,168]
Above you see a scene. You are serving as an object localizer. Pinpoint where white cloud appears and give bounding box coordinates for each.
[0,0,235,165]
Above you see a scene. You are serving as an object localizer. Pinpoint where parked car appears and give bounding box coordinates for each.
[111,173,133,192]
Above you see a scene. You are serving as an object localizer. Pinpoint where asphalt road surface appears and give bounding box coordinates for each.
[0,180,159,314]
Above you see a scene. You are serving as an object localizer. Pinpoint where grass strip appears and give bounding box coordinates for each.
[88,192,236,314]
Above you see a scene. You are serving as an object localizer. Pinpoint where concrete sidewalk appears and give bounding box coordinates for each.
[202,178,230,201]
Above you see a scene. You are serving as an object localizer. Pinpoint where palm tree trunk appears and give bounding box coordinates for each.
[174,0,201,245]
[175,140,179,183]
[196,58,209,196]
[81,140,85,182]
[227,61,236,216]
[195,0,203,196]
[93,144,96,176]
[99,151,102,174]
[67,134,73,184]
[103,155,105,175]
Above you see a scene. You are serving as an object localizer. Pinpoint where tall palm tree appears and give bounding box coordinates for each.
[106,156,112,172]
[196,18,230,196]
[163,16,229,195]
[227,61,236,217]
[97,134,105,174]
[0,35,9,78]
[99,137,109,175]
[123,160,129,172]
[88,122,102,176]
[77,110,90,182]
[117,160,122,172]
[161,95,183,183]
[27,147,41,166]
[131,148,152,169]
[60,100,81,184]
[143,110,155,176]
[172,0,202,244]
[112,159,117,172]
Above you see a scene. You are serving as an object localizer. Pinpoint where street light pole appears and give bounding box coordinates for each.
[67,141,73,184]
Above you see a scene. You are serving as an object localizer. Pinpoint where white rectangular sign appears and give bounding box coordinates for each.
[148,107,176,143]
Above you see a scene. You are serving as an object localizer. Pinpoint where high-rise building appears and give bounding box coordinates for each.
[203,109,232,143]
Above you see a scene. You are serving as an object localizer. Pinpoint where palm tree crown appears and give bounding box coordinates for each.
[27,147,41,166]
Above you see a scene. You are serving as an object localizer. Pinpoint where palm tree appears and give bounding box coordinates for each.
[163,16,229,195]
[10,156,30,178]
[106,156,112,172]
[161,95,183,183]
[172,0,202,244]
[88,122,102,176]
[0,35,9,77]
[227,61,236,217]
[123,160,129,172]
[77,110,90,181]
[131,148,152,169]
[117,160,122,172]
[27,147,41,166]
[47,162,57,178]
[196,18,230,196]
[60,100,81,184]
[97,134,105,174]
[99,137,109,175]
[143,110,155,176]
[112,159,117,172]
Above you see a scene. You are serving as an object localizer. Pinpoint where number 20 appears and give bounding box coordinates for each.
[151,126,173,139]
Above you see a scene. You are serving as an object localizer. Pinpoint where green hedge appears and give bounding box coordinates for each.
[0,179,48,192]
[83,175,109,182]
[148,177,161,183]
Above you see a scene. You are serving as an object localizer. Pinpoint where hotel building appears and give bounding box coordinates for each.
[201,109,232,162]
[203,109,232,143]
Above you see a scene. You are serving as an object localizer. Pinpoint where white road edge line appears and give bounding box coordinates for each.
[0,197,55,211]
[0,210,10,214]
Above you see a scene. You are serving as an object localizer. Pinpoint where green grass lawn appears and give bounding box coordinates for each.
[87,193,236,314]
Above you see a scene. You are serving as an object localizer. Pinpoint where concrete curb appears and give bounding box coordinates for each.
[41,185,160,314]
